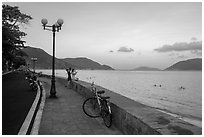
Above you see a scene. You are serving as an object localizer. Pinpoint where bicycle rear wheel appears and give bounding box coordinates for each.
[83,97,101,118]
[101,99,112,128]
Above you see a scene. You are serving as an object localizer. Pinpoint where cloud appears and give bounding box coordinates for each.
[154,41,202,53]
[168,52,179,56]
[168,52,189,59]
[118,46,134,52]
[191,50,202,56]
[177,55,188,59]
[191,37,197,41]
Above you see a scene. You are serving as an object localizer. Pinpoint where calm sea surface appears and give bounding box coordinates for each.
[37,69,202,127]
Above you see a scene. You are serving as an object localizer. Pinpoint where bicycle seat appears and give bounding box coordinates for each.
[101,96,110,100]
[97,90,105,94]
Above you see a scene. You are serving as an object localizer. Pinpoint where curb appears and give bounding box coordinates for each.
[30,82,46,135]
[18,81,45,135]
[2,70,13,76]
[18,84,41,135]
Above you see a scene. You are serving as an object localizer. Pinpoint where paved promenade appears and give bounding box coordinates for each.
[38,77,123,135]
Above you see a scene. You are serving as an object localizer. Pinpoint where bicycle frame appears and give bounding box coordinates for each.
[106,100,112,114]
[91,85,111,114]
[91,86,103,112]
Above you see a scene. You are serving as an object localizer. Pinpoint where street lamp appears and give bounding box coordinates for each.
[41,18,64,98]
[31,57,37,73]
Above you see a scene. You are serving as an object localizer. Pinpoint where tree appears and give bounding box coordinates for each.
[2,4,32,70]
[13,56,26,69]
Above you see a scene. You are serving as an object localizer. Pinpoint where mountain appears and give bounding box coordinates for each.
[101,65,114,70]
[62,57,114,70]
[165,58,202,71]
[133,66,161,71]
[22,46,114,70]
[22,46,74,69]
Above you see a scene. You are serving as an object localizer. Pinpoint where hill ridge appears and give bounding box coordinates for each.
[164,58,202,71]
[22,46,114,70]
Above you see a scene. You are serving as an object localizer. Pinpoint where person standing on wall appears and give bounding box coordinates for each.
[71,68,77,81]
[66,68,72,88]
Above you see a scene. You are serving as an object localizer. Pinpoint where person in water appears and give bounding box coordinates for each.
[154,84,162,87]
[179,86,185,90]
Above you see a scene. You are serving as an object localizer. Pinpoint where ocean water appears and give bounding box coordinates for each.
[38,69,202,127]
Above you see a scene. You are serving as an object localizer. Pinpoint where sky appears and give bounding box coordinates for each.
[3,2,202,70]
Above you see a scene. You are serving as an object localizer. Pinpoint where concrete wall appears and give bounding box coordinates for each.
[55,76,201,135]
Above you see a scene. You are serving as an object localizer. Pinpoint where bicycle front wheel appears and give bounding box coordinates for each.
[82,97,101,118]
[101,100,112,128]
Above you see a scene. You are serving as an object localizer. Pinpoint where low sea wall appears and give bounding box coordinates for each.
[52,76,201,135]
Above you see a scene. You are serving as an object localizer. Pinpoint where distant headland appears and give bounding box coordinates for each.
[132,58,202,71]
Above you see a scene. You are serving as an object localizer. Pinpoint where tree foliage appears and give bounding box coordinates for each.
[2,4,32,70]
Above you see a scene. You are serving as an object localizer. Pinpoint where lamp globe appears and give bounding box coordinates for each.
[41,18,48,25]
[57,19,64,26]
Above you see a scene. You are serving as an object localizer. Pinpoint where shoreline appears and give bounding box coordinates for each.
[39,74,201,134]
[70,78,201,134]
[38,70,202,129]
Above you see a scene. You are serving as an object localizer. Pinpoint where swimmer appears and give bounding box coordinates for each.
[179,86,185,90]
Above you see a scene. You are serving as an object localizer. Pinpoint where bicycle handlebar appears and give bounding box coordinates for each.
[90,82,106,96]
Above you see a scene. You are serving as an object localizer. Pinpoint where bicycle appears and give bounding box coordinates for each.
[82,82,112,128]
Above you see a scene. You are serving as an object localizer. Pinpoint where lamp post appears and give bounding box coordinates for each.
[31,57,37,73]
[41,18,64,98]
